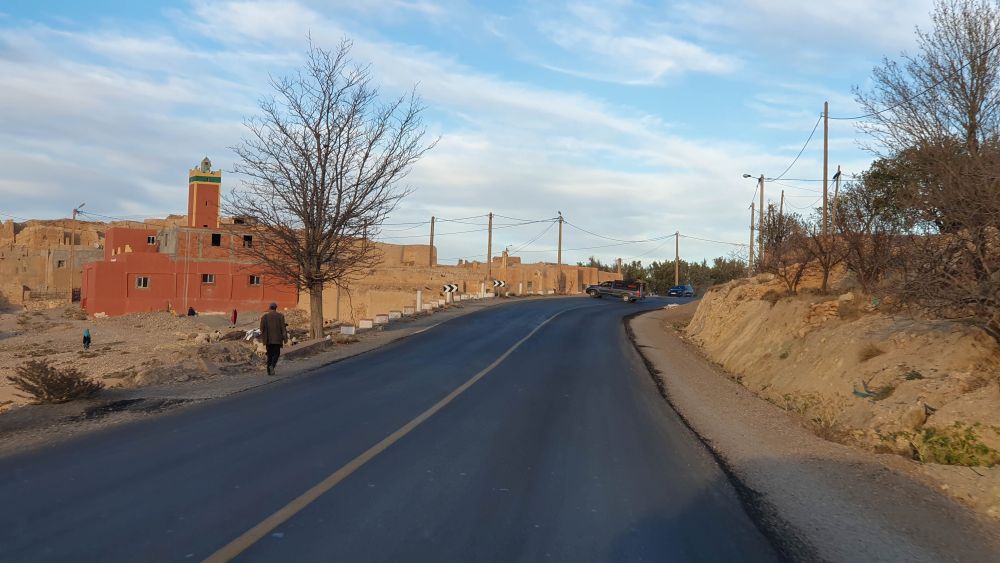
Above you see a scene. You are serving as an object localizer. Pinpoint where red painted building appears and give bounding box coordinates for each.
[81,158,297,316]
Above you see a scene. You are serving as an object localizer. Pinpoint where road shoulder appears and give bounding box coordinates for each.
[629,305,1000,563]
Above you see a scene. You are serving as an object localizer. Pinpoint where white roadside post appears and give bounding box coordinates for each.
[416,289,423,311]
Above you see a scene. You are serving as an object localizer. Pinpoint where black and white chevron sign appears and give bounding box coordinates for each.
[492,280,506,288]
[442,284,459,293]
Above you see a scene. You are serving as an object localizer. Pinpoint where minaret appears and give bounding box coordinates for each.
[188,157,221,228]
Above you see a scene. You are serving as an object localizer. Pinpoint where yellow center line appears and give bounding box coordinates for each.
[204,307,577,562]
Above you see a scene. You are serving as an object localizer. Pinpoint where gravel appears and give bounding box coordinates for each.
[629,304,1000,563]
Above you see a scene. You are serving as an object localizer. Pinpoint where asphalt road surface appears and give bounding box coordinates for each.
[0,297,779,562]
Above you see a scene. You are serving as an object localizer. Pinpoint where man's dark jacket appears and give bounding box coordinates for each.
[259,311,288,346]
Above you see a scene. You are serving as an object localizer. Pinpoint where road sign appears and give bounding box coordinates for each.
[493,280,506,288]
[442,284,459,293]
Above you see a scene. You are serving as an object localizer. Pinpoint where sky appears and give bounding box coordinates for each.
[0,0,934,266]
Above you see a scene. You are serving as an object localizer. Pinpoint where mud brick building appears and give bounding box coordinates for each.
[81,158,297,316]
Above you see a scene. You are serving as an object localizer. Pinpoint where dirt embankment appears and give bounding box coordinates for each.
[686,272,1000,518]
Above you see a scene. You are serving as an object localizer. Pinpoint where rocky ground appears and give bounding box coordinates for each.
[0,297,527,457]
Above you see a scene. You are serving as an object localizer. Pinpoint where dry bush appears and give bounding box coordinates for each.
[858,342,885,362]
[760,289,785,305]
[6,359,104,404]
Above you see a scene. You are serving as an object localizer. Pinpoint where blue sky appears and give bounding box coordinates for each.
[0,0,933,266]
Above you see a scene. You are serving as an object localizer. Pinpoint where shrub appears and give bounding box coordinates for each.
[904,370,924,380]
[6,359,104,404]
[858,342,885,362]
[914,423,1000,467]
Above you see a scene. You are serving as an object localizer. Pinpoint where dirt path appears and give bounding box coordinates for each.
[629,304,1000,563]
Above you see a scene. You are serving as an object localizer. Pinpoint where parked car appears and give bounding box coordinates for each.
[667,284,695,297]
[586,280,645,302]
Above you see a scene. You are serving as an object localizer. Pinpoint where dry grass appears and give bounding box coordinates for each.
[858,342,885,362]
[6,359,103,404]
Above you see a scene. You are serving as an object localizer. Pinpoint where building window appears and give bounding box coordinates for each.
[202,274,216,284]
[249,275,261,286]
[147,235,156,245]
[56,260,66,268]
[136,276,150,289]
[243,235,253,248]
[211,233,221,246]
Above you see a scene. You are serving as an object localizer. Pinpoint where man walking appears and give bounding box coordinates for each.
[259,302,288,375]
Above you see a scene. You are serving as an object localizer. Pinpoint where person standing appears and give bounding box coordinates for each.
[82,328,91,350]
[259,303,288,375]
[230,308,238,328]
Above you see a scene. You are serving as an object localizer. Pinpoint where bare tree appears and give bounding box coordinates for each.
[759,202,795,272]
[803,214,849,294]
[227,40,434,338]
[855,0,1000,341]
[834,160,913,293]
[764,212,811,294]
[897,148,1000,341]
[855,0,1000,158]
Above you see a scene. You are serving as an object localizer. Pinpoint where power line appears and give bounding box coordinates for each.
[563,220,671,243]
[772,114,823,181]
[679,234,748,247]
[829,37,1000,120]
[509,221,557,253]
[0,210,32,222]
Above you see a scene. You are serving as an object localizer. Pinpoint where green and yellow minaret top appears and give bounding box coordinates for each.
[187,157,222,228]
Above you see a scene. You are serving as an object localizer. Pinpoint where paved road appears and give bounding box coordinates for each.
[0,297,778,562]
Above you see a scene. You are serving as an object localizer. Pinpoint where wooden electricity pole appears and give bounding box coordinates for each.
[748,202,755,275]
[487,212,493,281]
[428,216,435,267]
[823,101,829,237]
[758,174,764,268]
[674,231,680,286]
[557,212,564,293]
[69,202,85,302]
[832,165,842,229]
[779,189,785,218]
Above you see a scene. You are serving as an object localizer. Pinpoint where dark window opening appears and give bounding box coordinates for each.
[136,276,150,289]
[211,233,221,246]
[243,235,253,248]
[56,260,66,268]
[146,235,156,245]
[249,275,261,286]
[202,274,215,284]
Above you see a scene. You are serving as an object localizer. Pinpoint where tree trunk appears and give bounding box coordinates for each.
[309,283,324,340]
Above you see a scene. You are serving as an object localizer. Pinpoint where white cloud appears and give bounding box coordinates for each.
[533,0,738,85]
[0,0,885,265]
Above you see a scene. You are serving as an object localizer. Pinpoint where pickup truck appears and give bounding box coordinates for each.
[585,280,645,302]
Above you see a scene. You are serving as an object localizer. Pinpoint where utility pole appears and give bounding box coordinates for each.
[748,202,755,275]
[832,165,842,230]
[823,101,829,237]
[674,231,680,286]
[557,211,564,293]
[758,174,764,268]
[69,202,85,302]
[428,216,435,267]
[779,190,785,218]
[486,212,493,282]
